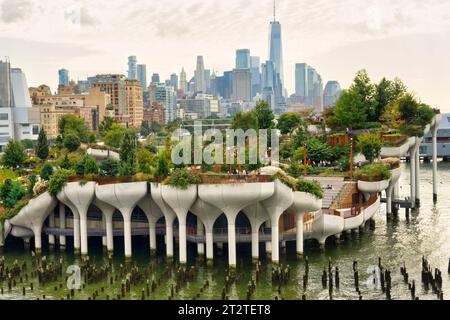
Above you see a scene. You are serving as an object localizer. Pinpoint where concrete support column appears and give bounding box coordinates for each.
[79,210,88,256]
[73,212,81,253]
[149,217,157,254]
[178,217,187,264]
[386,187,393,215]
[105,214,114,253]
[266,241,272,255]
[101,215,107,248]
[166,218,174,258]
[415,147,421,207]
[228,222,236,268]
[296,213,304,256]
[432,125,438,202]
[410,149,416,207]
[206,231,213,261]
[251,230,259,260]
[122,210,132,258]
[271,218,279,264]
[197,219,205,256]
[59,203,66,248]
[48,212,55,248]
[33,225,42,254]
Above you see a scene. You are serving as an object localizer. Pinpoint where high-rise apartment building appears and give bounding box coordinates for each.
[58,68,69,87]
[89,74,126,116]
[170,73,179,92]
[124,80,144,128]
[137,64,147,91]
[128,56,137,80]
[323,81,342,108]
[151,73,160,84]
[153,84,176,124]
[295,63,308,99]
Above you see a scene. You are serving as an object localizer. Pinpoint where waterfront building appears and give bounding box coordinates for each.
[0,61,40,152]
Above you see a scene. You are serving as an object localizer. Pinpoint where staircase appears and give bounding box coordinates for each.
[304,177,346,209]
[330,181,357,210]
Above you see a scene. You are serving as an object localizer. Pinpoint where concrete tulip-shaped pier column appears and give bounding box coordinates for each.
[243,203,270,260]
[162,185,197,264]
[57,189,81,253]
[96,182,147,258]
[64,182,96,255]
[289,191,322,256]
[199,182,274,267]
[93,198,116,253]
[137,196,164,255]
[358,179,390,202]
[190,198,223,262]
[261,180,293,264]
[8,192,57,253]
[431,115,442,202]
[151,183,177,259]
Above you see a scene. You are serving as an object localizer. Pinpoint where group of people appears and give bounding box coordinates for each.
[299,160,333,168]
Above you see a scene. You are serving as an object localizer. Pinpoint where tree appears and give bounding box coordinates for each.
[140,121,150,137]
[21,139,35,149]
[1,140,26,169]
[63,133,81,152]
[99,158,120,177]
[59,153,73,170]
[375,77,407,120]
[120,131,138,175]
[156,153,170,177]
[99,116,118,136]
[303,137,333,164]
[380,101,403,129]
[103,124,127,148]
[150,121,162,133]
[398,93,419,123]
[231,111,258,131]
[350,70,377,121]
[40,162,54,181]
[137,148,156,174]
[58,114,89,142]
[333,90,367,129]
[277,112,302,135]
[35,128,49,160]
[254,100,274,130]
[416,104,434,126]
[356,133,382,163]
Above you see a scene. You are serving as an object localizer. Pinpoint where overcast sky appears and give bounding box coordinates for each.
[1,0,449,111]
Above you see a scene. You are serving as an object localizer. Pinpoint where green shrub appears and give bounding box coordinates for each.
[99,158,120,177]
[48,169,74,196]
[63,133,81,152]
[164,168,201,190]
[296,179,324,199]
[0,179,27,208]
[356,133,382,163]
[355,163,391,182]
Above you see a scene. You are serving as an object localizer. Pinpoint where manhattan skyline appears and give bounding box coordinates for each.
[0,0,449,111]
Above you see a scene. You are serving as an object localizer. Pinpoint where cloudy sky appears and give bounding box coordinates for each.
[1,0,449,111]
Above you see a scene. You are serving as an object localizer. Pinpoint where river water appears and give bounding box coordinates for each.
[0,162,449,300]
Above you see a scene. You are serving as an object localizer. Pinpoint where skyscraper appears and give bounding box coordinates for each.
[137,64,147,91]
[151,73,160,84]
[236,49,250,69]
[323,81,342,108]
[58,68,69,87]
[179,68,187,93]
[307,67,318,106]
[204,69,211,94]
[154,84,176,124]
[232,69,252,102]
[250,56,261,98]
[268,3,284,93]
[170,73,179,91]
[195,56,205,93]
[128,56,137,80]
[295,63,308,99]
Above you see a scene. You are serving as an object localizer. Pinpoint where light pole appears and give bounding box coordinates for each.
[349,137,354,179]
[303,143,307,176]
